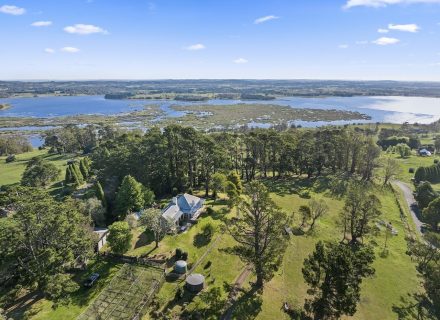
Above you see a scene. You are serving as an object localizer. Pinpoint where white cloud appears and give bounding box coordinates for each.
[373,37,400,45]
[0,5,25,15]
[254,15,279,24]
[233,58,248,64]
[44,48,55,54]
[345,0,440,8]
[388,23,420,32]
[31,21,52,27]
[64,24,107,35]
[378,28,389,33]
[61,46,80,53]
[338,44,349,49]
[184,43,206,51]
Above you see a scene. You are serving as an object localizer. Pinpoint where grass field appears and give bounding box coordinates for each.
[123,178,420,320]
[256,178,420,320]
[0,149,74,187]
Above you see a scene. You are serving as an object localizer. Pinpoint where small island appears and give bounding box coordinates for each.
[0,103,11,110]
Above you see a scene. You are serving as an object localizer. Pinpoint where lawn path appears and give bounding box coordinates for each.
[221,265,252,320]
[394,180,423,234]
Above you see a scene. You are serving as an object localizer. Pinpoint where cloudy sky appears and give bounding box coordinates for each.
[1,0,440,80]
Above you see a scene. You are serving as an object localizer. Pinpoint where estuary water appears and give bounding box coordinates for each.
[2,95,439,148]
[0,95,439,125]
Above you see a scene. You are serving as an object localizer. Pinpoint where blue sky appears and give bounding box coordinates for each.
[1,0,440,80]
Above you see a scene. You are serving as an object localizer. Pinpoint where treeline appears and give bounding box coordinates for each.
[90,125,381,208]
[42,124,119,154]
[0,135,32,156]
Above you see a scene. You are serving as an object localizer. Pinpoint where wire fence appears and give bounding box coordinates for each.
[77,263,165,320]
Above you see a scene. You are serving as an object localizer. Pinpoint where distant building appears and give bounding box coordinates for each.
[161,193,205,227]
[419,148,432,157]
[93,227,109,251]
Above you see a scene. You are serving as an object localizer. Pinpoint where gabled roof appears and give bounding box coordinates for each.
[162,203,183,222]
[177,193,203,213]
[162,193,204,222]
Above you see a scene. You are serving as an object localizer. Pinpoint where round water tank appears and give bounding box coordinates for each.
[185,273,205,293]
[174,260,187,274]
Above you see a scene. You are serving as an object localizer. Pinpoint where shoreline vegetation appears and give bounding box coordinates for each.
[0,103,11,110]
[0,103,370,131]
[3,79,440,98]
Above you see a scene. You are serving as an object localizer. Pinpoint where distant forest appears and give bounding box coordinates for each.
[2,79,440,98]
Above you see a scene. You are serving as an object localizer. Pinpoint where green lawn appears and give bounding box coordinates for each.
[0,149,75,187]
[255,178,420,320]
[125,179,420,320]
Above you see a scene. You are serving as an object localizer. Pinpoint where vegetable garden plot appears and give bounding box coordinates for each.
[77,263,164,320]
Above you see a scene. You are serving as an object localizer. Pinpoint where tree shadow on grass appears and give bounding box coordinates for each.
[262,177,318,197]
[193,233,212,248]
[135,230,155,249]
[5,290,44,320]
[160,286,197,315]
[228,286,263,320]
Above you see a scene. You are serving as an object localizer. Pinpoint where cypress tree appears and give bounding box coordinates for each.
[73,163,84,184]
[95,181,107,208]
[79,158,89,179]
[415,167,426,182]
[65,166,73,184]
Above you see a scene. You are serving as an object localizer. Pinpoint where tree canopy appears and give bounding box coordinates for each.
[21,157,60,187]
[227,181,288,288]
[0,187,94,295]
[302,241,375,320]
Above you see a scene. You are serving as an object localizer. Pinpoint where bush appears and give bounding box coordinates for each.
[181,251,188,261]
[175,248,182,260]
[5,154,15,163]
[409,168,415,173]
[174,287,184,301]
[435,159,439,164]
[172,187,179,196]
[204,261,212,269]
[202,222,215,237]
[299,190,311,199]
[206,207,215,215]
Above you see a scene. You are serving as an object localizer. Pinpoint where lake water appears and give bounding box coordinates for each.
[0,95,439,124]
[1,95,440,147]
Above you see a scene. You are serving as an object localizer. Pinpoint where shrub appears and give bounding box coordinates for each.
[175,248,182,260]
[5,154,15,163]
[435,159,439,164]
[174,287,184,301]
[181,251,188,261]
[299,190,311,199]
[172,187,179,196]
[204,261,212,269]
[202,222,215,237]
[409,168,415,173]
[206,207,215,215]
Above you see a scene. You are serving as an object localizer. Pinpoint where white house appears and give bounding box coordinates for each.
[419,148,432,157]
[162,193,204,226]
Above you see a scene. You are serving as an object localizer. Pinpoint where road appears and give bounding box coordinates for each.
[394,180,423,234]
